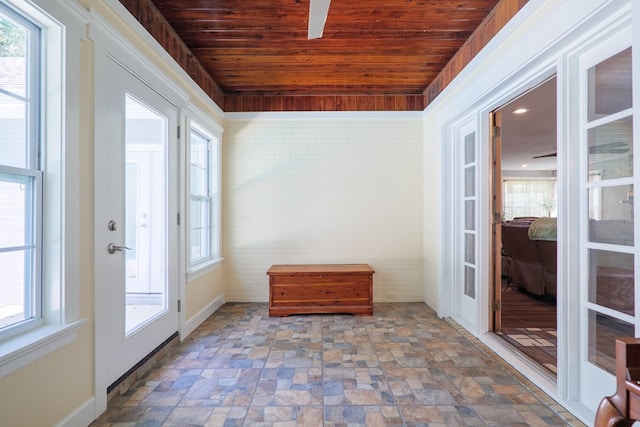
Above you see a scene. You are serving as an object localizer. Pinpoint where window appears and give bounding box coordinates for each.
[0,0,83,378]
[502,179,557,220]
[188,122,220,271]
[0,3,41,335]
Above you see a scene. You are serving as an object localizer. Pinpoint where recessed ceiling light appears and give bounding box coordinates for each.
[520,163,528,168]
[513,108,530,114]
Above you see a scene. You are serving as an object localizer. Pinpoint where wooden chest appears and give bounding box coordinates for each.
[267,264,374,317]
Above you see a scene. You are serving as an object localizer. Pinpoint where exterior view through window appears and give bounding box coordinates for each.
[0,5,41,333]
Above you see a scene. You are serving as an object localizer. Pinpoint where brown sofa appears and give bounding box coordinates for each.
[536,239,557,298]
[503,218,634,311]
[502,218,550,296]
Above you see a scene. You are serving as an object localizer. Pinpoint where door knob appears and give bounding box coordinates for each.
[107,243,132,254]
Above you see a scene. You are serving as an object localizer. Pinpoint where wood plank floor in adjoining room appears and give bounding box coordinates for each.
[501,285,557,329]
[498,285,558,374]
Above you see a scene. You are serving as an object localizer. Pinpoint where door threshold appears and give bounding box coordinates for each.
[489,331,557,384]
[107,331,179,400]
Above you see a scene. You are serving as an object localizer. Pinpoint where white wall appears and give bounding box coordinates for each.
[422,114,442,311]
[223,114,424,303]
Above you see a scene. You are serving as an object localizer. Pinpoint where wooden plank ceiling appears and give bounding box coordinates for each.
[122,0,528,112]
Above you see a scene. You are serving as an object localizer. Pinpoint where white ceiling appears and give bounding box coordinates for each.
[500,77,557,172]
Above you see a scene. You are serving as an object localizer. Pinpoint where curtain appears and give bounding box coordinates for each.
[502,179,557,220]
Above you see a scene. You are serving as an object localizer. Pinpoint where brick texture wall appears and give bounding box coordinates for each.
[223,115,424,302]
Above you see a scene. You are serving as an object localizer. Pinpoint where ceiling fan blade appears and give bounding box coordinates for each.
[308,0,331,39]
[532,152,557,159]
[589,141,630,154]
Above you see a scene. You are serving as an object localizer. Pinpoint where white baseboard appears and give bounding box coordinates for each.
[182,294,225,339]
[55,397,96,427]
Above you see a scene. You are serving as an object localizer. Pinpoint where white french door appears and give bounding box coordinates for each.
[576,27,635,410]
[95,56,179,390]
[457,121,479,326]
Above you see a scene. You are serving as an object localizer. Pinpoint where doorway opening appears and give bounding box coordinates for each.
[491,76,558,376]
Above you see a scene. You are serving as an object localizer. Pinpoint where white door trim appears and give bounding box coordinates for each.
[436,1,633,422]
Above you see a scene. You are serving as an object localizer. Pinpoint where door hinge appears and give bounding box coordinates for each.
[492,125,501,138]
[177,213,180,226]
[493,212,502,224]
[178,299,181,313]
[177,126,181,139]
[492,300,501,311]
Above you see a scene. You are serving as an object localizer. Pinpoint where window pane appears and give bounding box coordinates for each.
[190,228,200,261]
[190,198,210,263]
[190,198,202,229]
[502,179,557,220]
[0,174,34,248]
[588,310,633,374]
[588,249,634,315]
[588,117,633,179]
[190,227,210,262]
[191,130,208,169]
[0,249,32,328]
[190,164,208,197]
[190,126,217,266]
[588,48,632,121]
[190,129,209,198]
[0,93,26,168]
[0,15,27,98]
[588,185,634,246]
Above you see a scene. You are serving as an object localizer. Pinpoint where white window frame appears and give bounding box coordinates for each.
[0,0,84,379]
[0,0,42,338]
[186,117,222,279]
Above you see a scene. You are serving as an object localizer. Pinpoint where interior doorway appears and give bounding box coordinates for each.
[491,76,559,375]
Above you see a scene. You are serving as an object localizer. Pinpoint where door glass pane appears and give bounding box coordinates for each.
[588,117,633,179]
[465,233,475,264]
[465,166,475,197]
[463,130,476,300]
[587,48,632,121]
[125,95,167,335]
[588,249,634,315]
[588,309,633,374]
[464,132,475,164]
[465,200,475,230]
[464,265,475,298]
[588,185,634,246]
[585,46,635,374]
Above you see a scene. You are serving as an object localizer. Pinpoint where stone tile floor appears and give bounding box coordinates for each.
[91,302,586,426]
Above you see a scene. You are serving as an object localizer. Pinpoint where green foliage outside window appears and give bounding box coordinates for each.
[0,17,25,57]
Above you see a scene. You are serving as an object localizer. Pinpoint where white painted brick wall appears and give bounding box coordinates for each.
[223,114,423,302]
